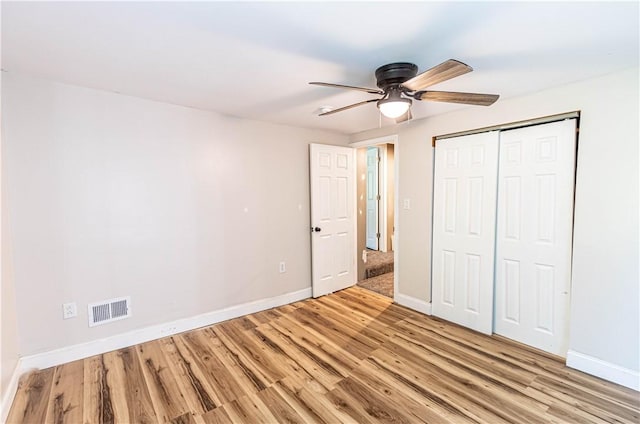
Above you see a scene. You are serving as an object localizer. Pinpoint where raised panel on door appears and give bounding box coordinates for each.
[310,144,356,298]
[494,119,577,356]
[432,131,500,334]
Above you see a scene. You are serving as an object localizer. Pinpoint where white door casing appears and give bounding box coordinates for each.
[366,147,380,250]
[310,143,356,298]
[494,119,577,356]
[432,132,500,334]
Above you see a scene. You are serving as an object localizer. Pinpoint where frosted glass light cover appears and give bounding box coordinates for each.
[378,100,410,118]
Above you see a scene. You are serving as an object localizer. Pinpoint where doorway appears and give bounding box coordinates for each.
[355,140,396,298]
[309,137,397,300]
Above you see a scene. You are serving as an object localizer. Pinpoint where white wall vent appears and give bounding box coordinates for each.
[88,296,131,327]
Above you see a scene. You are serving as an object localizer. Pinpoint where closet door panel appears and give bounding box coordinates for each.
[432,132,500,334]
[494,119,577,356]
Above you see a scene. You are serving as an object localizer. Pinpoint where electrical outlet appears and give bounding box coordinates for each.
[279,261,286,273]
[62,302,77,319]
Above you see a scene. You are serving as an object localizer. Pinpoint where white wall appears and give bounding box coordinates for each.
[1,75,21,409]
[352,67,639,378]
[2,72,348,356]
[1,189,20,408]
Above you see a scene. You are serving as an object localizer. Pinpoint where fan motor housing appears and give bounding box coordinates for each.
[375,62,418,90]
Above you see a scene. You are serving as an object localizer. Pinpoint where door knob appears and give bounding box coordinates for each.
[311,227,322,232]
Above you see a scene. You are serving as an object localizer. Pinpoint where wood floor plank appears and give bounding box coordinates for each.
[333,289,415,322]
[252,323,344,391]
[159,336,219,415]
[83,355,115,424]
[199,406,234,424]
[178,329,252,404]
[256,386,307,423]
[248,324,337,391]
[390,326,548,410]
[381,338,550,423]
[402,313,640,414]
[393,319,537,387]
[271,377,342,423]
[335,376,419,423]
[306,297,393,344]
[524,385,613,424]
[244,309,273,326]
[349,359,454,424]
[137,339,192,422]
[271,312,362,374]
[324,384,377,424]
[44,360,84,424]
[170,411,206,424]
[289,306,379,359]
[222,392,278,423]
[7,368,55,424]
[317,294,401,336]
[368,345,508,423]
[337,286,422,321]
[102,346,157,424]
[201,327,270,394]
[100,351,129,423]
[405,313,565,375]
[7,287,639,424]
[212,321,287,384]
[530,375,640,423]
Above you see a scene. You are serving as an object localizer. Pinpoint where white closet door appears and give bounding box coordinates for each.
[494,119,577,356]
[432,132,500,334]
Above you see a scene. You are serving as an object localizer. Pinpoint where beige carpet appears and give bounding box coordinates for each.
[363,249,394,278]
[357,249,394,298]
[357,271,393,298]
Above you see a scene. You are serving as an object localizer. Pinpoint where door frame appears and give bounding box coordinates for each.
[351,135,399,299]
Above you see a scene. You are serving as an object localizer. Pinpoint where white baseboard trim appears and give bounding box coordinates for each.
[567,350,640,391]
[18,287,311,374]
[394,293,432,315]
[1,359,22,424]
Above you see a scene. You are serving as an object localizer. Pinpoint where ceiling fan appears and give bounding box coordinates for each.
[310,59,499,122]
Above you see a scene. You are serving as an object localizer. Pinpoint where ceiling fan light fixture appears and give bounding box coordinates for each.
[377,97,412,119]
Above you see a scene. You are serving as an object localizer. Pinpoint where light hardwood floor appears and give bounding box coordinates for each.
[8,286,640,423]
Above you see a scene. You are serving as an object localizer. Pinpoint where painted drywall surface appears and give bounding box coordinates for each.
[352,67,639,373]
[0,1,21,396]
[392,123,433,301]
[2,73,348,356]
[1,199,19,399]
[568,70,639,373]
[1,79,20,400]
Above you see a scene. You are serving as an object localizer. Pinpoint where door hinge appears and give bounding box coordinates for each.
[376,232,380,238]
[376,194,381,201]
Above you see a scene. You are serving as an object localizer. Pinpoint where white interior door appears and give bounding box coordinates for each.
[494,119,577,356]
[366,147,379,250]
[432,132,500,334]
[310,143,356,298]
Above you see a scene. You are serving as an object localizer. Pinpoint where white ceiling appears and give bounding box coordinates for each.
[2,1,638,135]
